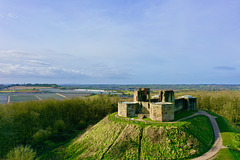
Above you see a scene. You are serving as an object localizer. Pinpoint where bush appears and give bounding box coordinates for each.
[33,129,51,142]
[6,145,37,160]
[53,120,66,132]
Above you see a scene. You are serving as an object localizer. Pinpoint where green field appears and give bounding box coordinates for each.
[61,93,91,98]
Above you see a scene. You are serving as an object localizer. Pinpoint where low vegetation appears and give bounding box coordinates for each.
[6,145,37,160]
[40,114,214,159]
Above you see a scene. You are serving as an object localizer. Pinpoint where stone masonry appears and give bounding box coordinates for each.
[118,88,197,122]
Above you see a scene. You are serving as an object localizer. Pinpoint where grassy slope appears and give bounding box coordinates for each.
[141,115,213,159]
[103,124,141,159]
[210,112,240,160]
[39,114,214,160]
[65,117,126,159]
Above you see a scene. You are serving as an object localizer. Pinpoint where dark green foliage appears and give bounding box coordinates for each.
[0,95,119,157]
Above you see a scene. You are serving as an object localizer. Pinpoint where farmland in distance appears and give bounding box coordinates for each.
[0,88,92,104]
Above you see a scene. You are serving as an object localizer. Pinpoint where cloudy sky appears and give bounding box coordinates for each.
[0,0,239,84]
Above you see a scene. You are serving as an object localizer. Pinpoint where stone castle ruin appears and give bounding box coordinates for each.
[118,88,197,122]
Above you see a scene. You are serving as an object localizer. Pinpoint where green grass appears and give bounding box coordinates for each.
[89,94,100,98]
[0,91,15,93]
[216,116,232,132]
[174,110,197,121]
[222,132,235,148]
[141,115,214,159]
[141,125,204,159]
[53,117,127,160]
[214,148,240,160]
[207,110,240,160]
[103,124,141,159]
[186,115,214,149]
[109,112,187,128]
[40,113,214,160]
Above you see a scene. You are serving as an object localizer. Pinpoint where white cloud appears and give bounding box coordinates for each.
[0,49,132,82]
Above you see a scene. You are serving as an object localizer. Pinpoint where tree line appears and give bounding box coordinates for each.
[0,95,119,158]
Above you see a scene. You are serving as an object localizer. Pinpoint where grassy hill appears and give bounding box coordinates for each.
[40,113,214,160]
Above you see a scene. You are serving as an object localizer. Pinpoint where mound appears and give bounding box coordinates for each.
[41,114,214,160]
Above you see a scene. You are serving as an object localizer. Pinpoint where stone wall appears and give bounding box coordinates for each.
[175,96,197,113]
[118,88,196,122]
[175,98,187,112]
[118,102,139,117]
[150,102,174,121]
[161,102,175,121]
[150,103,162,121]
[139,102,150,114]
[187,98,197,111]
[118,102,127,117]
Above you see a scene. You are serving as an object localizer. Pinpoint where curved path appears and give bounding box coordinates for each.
[191,110,225,160]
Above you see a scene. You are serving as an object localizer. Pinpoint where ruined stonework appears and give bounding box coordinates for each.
[118,102,139,117]
[159,90,175,103]
[134,88,150,102]
[118,88,197,122]
[175,95,197,113]
[150,102,174,121]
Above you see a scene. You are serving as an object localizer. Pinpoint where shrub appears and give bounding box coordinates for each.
[6,145,37,160]
[33,129,51,142]
[53,120,66,132]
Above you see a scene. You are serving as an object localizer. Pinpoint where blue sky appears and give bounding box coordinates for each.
[0,0,239,84]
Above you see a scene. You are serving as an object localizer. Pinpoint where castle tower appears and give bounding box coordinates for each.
[150,102,174,121]
[159,90,175,103]
[133,88,150,102]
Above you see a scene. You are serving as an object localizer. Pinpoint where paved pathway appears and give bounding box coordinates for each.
[191,110,225,160]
